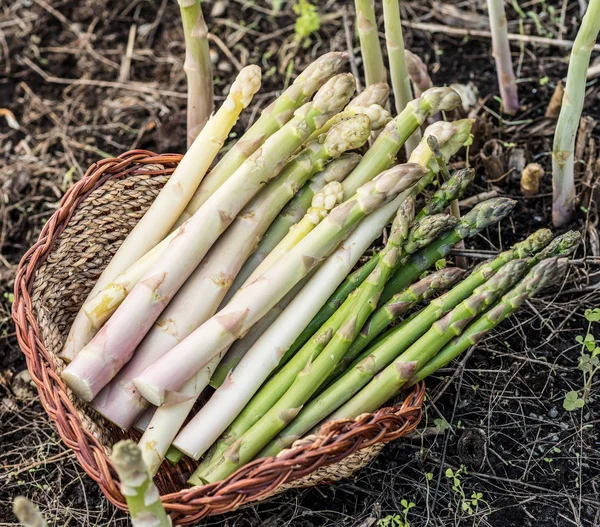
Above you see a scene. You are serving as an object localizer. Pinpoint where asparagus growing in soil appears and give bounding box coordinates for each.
[90,117,369,430]
[259,260,528,458]
[405,50,432,96]
[176,51,349,224]
[210,183,345,388]
[355,0,387,86]
[111,441,171,527]
[287,163,477,363]
[382,0,419,153]
[133,163,426,406]
[178,0,213,147]
[552,0,600,227]
[486,0,519,114]
[60,66,261,362]
[408,257,568,386]
[13,497,46,527]
[189,197,420,476]
[223,154,361,306]
[62,74,357,402]
[193,120,473,473]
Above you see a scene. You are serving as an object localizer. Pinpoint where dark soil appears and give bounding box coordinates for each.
[1,0,600,525]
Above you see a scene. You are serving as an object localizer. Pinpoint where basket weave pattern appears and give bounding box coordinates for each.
[12,150,425,524]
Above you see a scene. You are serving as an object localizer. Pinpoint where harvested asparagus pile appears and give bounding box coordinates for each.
[58,12,579,486]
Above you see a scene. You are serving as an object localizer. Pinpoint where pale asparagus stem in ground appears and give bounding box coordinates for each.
[341,87,462,196]
[175,52,349,225]
[405,50,432,96]
[552,0,600,227]
[178,0,213,147]
[138,354,220,476]
[13,497,47,527]
[90,117,368,429]
[355,0,387,86]
[84,66,261,329]
[175,122,472,466]
[60,66,261,361]
[223,154,361,307]
[134,163,426,407]
[382,0,420,154]
[62,74,357,402]
[181,197,418,466]
[111,441,171,527]
[82,75,358,331]
[486,0,519,114]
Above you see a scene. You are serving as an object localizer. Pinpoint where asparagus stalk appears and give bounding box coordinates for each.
[287,164,477,363]
[223,154,361,307]
[133,163,426,407]
[486,0,519,114]
[60,66,262,362]
[13,497,46,527]
[417,168,475,220]
[408,257,568,386]
[210,183,345,388]
[178,0,213,147]
[191,120,473,473]
[111,441,171,527]
[259,259,528,458]
[382,0,419,154]
[355,0,387,86]
[552,0,600,227]
[405,50,432,97]
[341,87,462,195]
[190,197,420,478]
[176,51,349,225]
[91,119,364,429]
[62,74,357,402]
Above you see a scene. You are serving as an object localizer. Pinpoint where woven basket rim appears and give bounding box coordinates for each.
[11,149,425,524]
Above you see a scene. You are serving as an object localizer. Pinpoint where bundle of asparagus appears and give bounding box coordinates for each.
[58,44,576,485]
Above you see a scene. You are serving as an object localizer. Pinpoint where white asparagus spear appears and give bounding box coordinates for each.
[133,163,427,406]
[90,118,369,429]
[171,120,472,460]
[62,73,357,402]
[60,66,262,362]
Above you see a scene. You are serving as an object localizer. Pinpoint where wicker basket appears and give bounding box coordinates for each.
[12,149,425,524]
